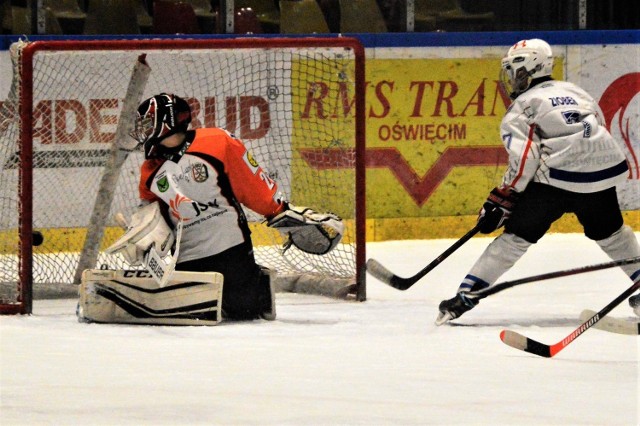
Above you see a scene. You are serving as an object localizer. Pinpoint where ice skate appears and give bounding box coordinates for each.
[629,293,640,317]
[435,292,479,325]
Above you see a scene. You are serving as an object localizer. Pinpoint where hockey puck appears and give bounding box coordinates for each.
[32,231,44,246]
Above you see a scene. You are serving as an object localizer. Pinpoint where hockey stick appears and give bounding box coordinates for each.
[366,222,483,290]
[500,277,640,358]
[579,309,640,335]
[466,256,640,302]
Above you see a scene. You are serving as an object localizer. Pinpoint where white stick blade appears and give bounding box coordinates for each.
[579,309,640,335]
[499,330,528,350]
[365,258,395,284]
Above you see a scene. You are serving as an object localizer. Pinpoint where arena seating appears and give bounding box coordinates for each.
[152,0,201,33]
[234,7,263,33]
[83,0,141,34]
[316,0,339,32]
[414,0,494,32]
[46,0,86,34]
[235,0,280,33]
[279,0,329,34]
[339,0,387,33]
[182,0,216,32]
[1,0,501,35]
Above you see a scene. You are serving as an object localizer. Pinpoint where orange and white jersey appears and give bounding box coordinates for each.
[499,80,628,194]
[139,128,286,263]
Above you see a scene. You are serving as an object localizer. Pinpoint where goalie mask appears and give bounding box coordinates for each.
[130,93,192,159]
[500,39,554,99]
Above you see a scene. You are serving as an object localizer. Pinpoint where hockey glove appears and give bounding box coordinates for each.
[267,205,344,255]
[478,187,519,234]
[106,202,175,266]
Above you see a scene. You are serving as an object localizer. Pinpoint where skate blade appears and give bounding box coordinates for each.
[435,311,453,326]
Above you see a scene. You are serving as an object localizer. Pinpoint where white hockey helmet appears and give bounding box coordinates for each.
[500,39,554,99]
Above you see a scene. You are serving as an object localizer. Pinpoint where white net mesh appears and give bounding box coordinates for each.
[0,38,364,310]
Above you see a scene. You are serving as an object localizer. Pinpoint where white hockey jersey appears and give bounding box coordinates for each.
[499,79,629,193]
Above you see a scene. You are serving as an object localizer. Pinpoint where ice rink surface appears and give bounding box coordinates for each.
[1,233,639,425]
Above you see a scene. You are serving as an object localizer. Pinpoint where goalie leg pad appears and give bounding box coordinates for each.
[77,269,223,326]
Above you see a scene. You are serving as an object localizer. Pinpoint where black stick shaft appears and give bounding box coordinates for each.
[469,256,640,301]
[366,223,482,290]
[501,278,640,358]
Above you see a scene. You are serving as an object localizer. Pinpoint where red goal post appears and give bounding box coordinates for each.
[0,37,366,314]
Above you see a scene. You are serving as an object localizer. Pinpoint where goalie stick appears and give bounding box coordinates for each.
[366,222,483,290]
[579,309,640,335]
[500,277,640,358]
[466,256,640,302]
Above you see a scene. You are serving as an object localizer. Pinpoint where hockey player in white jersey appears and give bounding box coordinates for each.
[436,39,640,324]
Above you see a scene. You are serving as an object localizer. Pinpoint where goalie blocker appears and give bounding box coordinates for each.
[77,269,224,325]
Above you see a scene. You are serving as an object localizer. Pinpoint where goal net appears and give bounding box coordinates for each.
[0,37,366,314]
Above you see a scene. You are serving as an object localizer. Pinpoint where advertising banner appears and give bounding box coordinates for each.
[568,44,640,210]
[364,45,638,220]
[0,34,637,239]
[365,57,563,218]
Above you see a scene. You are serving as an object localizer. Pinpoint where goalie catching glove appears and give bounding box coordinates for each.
[106,202,175,265]
[267,205,344,255]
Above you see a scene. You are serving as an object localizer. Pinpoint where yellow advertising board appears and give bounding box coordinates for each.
[284,53,638,240]
[290,55,358,220]
[365,57,563,220]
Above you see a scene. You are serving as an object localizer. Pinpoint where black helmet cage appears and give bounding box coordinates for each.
[130,93,192,158]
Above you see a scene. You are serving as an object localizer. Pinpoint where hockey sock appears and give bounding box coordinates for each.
[457,232,532,293]
[596,225,640,281]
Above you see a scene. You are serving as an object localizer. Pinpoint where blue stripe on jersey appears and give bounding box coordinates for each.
[549,160,628,183]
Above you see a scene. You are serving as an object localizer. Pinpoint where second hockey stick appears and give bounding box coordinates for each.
[500,277,640,358]
[366,222,483,290]
[578,309,640,335]
[466,256,640,302]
